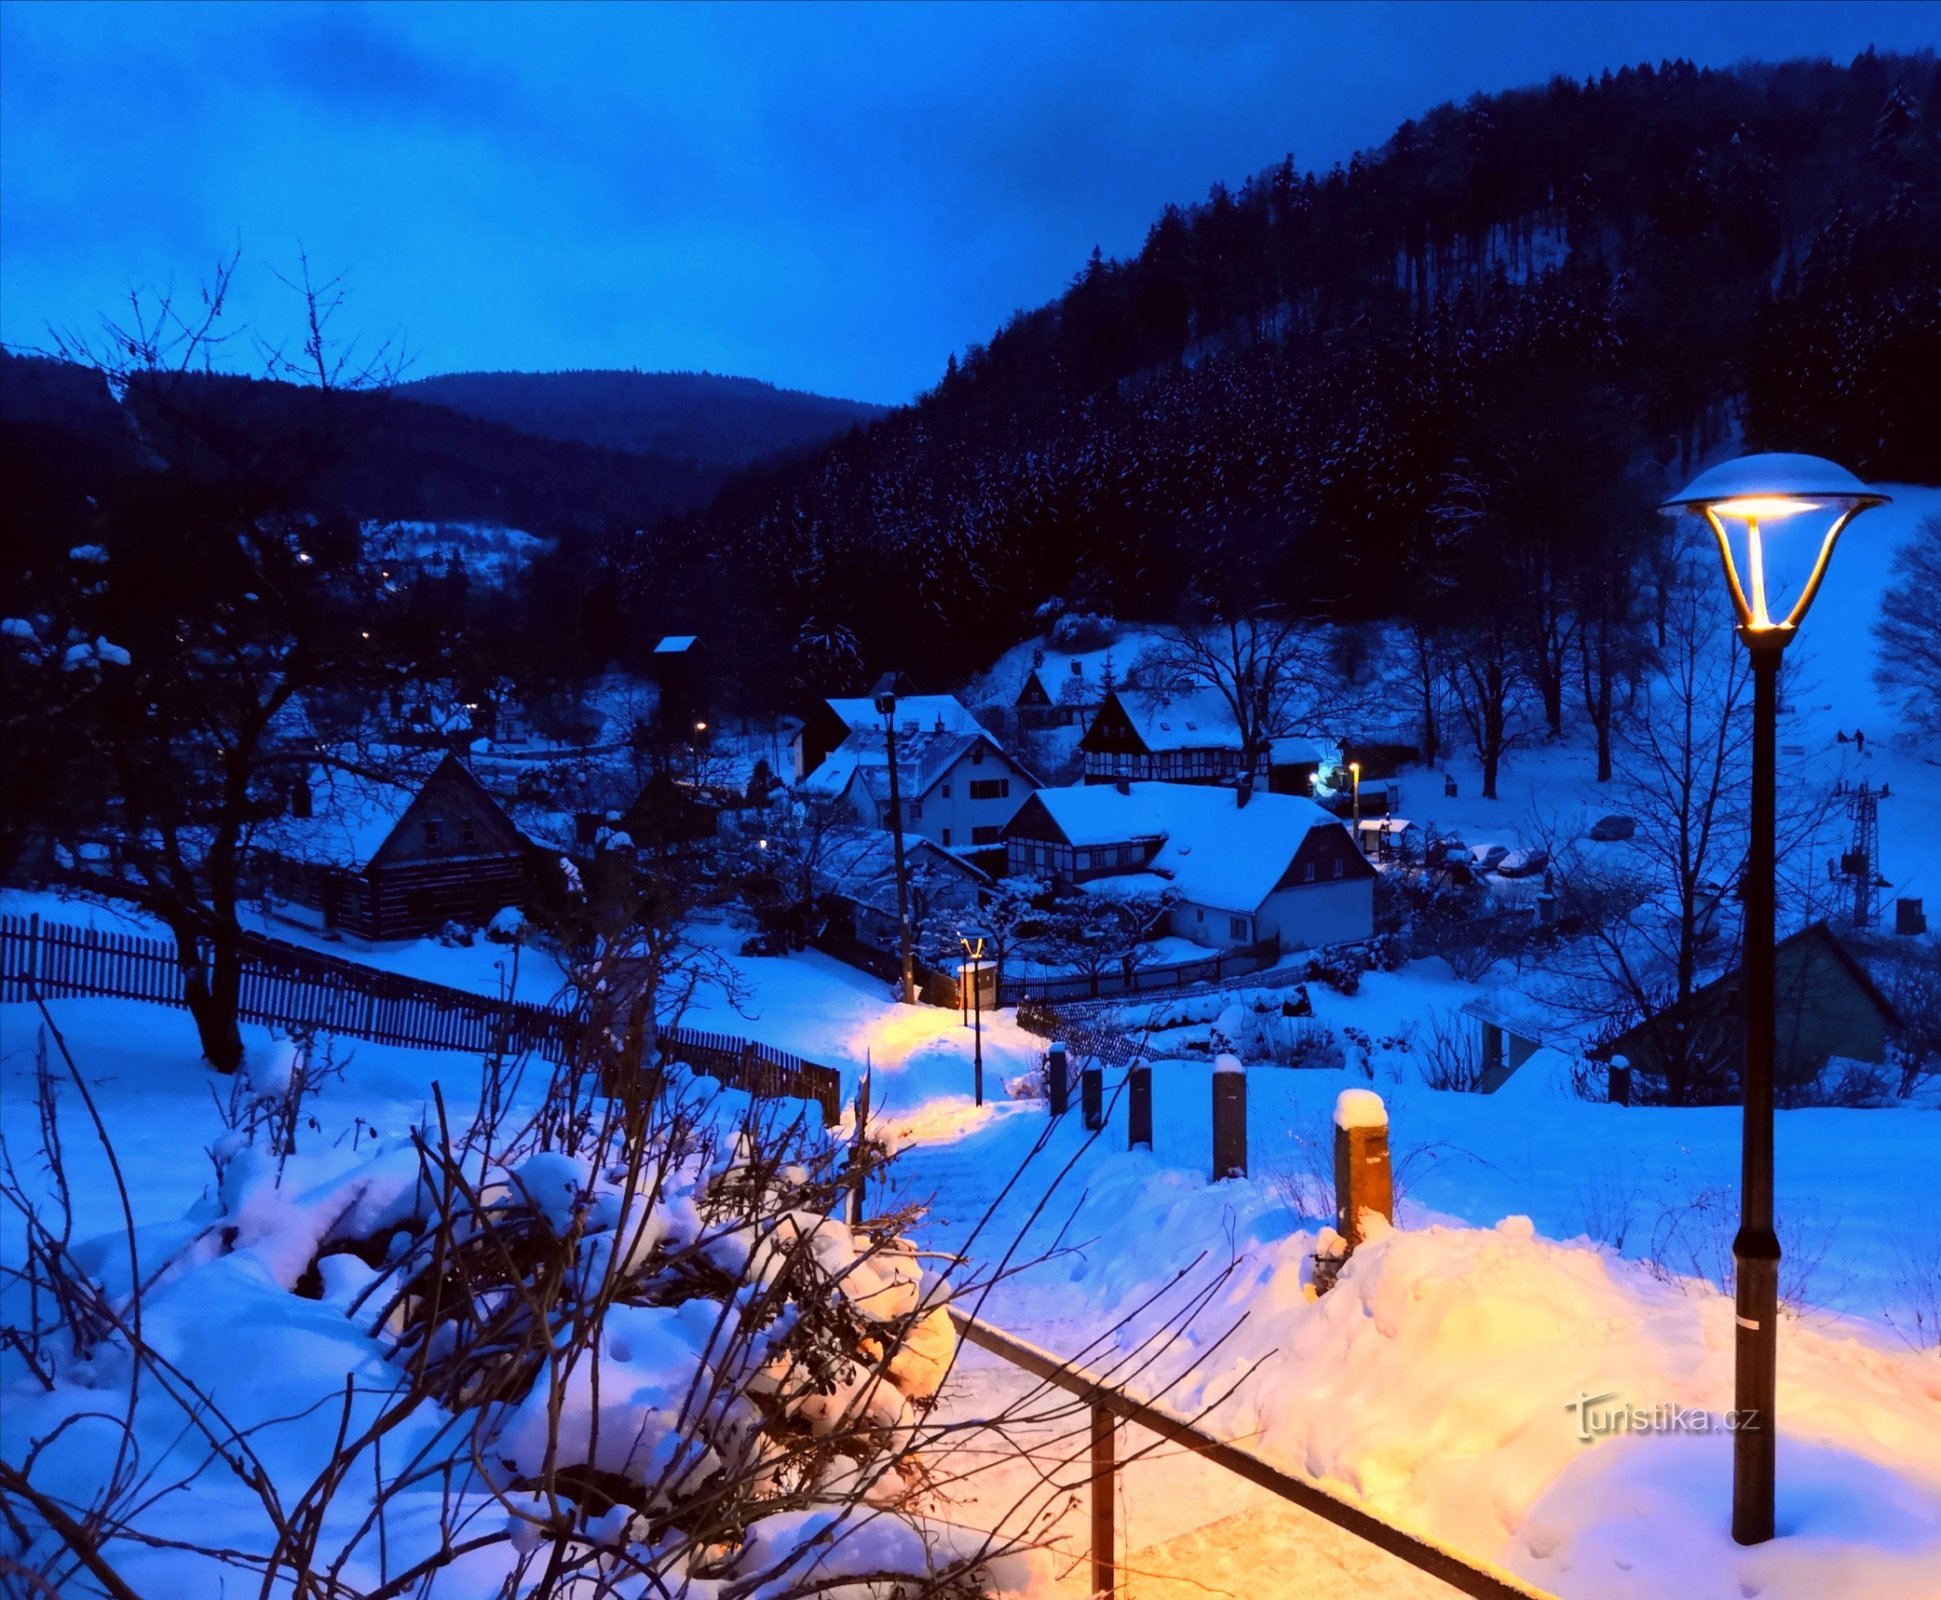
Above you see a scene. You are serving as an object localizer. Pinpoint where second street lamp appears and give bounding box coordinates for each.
[1660,451,1887,1548]
[960,936,986,1106]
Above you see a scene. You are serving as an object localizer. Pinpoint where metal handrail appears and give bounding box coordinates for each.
[948,1309,1558,1600]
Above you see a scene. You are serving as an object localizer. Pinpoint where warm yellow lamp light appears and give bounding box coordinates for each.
[1661,454,1887,642]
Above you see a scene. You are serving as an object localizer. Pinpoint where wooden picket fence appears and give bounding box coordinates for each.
[1,912,577,1058]
[658,1026,843,1127]
[0,914,842,1123]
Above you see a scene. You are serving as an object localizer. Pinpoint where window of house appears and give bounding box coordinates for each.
[941,782,951,798]
[971,745,985,765]
[1195,907,1204,923]
[1075,849,1091,871]
[1332,859,1345,879]
[1304,862,1316,883]
[461,818,478,846]
[969,778,1009,801]
[1230,916,1250,940]
[942,827,953,846]
[972,824,1003,845]
[424,816,443,847]
[910,801,923,820]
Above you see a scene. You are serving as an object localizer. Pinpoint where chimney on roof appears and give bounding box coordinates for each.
[934,714,945,733]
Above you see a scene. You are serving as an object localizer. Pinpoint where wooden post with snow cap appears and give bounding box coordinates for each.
[1047,1043,1069,1116]
[1332,1088,1392,1249]
[1211,1053,1247,1180]
[1081,1062,1104,1131]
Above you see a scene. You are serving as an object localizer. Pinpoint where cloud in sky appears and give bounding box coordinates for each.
[3,1,1935,403]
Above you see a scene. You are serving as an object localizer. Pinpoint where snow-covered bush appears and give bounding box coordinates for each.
[0,1028,1031,1598]
[1047,611,1116,651]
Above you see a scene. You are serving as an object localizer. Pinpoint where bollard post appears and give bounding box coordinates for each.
[1081,1064,1104,1131]
[847,1066,872,1228]
[1127,1062,1152,1150]
[1048,1044,1069,1116]
[1332,1088,1393,1250]
[1211,1053,1247,1180]
[1608,1054,1631,1107]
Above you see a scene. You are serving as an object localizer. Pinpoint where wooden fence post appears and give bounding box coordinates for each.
[1211,1055,1247,1180]
[1332,1088,1393,1250]
[1607,1055,1632,1106]
[1047,1044,1069,1116]
[1090,1402,1116,1598]
[1127,1062,1152,1150]
[1081,1063,1104,1131]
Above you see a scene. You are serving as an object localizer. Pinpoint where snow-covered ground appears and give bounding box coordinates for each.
[6,487,1940,1597]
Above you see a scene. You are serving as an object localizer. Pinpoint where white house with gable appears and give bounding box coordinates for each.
[806,724,1039,857]
[1002,779,1375,952]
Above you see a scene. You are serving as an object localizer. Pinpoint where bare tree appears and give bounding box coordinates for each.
[1145,614,1350,774]
[4,257,409,1072]
[1873,514,1941,731]
[1538,569,1837,1103]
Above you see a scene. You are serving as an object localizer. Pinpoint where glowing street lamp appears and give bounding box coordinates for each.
[1349,760,1362,829]
[959,935,987,1106]
[1661,452,1887,1547]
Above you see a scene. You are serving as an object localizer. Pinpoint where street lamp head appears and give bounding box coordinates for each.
[1661,453,1888,642]
[874,690,896,717]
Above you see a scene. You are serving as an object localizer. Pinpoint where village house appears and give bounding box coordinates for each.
[1465,922,1901,1097]
[792,691,986,780]
[1013,655,1107,733]
[1077,686,1336,793]
[806,723,1039,864]
[812,828,989,953]
[259,754,530,939]
[1002,779,1375,952]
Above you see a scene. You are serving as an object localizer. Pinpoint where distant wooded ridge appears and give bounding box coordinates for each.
[394,369,884,471]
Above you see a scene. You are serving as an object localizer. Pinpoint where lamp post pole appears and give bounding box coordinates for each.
[877,690,917,1006]
[1735,633,1783,1546]
[1660,453,1886,1548]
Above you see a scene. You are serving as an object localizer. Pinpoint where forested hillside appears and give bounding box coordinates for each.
[0,351,720,550]
[396,369,883,469]
[609,52,1941,705]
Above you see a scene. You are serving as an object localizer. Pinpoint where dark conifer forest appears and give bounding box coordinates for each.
[613,52,1941,705]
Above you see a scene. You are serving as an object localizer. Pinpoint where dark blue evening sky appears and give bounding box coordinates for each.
[3,1,1936,403]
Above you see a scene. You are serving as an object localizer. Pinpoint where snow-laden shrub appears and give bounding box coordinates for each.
[1047,611,1116,651]
[486,904,531,943]
[435,918,476,948]
[314,1070,1009,1597]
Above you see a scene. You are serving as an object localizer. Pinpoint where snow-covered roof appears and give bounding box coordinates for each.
[1113,687,1246,752]
[1040,781,1345,913]
[262,758,446,871]
[813,829,988,910]
[1268,734,1332,765]
[824,694,984,739]
[807,726,1028,805]
[654,635,699,653]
